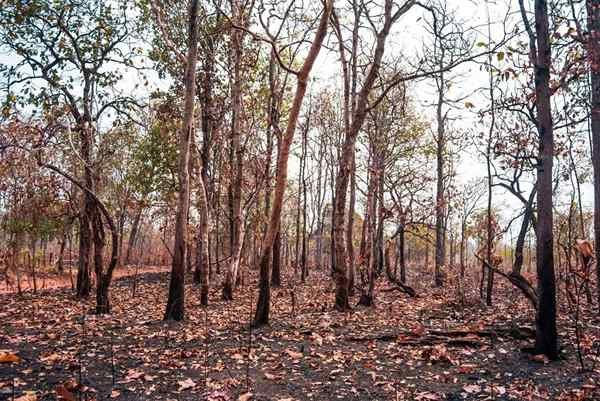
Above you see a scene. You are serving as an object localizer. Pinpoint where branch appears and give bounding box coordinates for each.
[149,0,187,65]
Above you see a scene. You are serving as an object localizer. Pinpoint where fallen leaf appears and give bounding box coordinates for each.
[463,384,481,394]
[63,378,78,391]
[530,354,550,364]
[238,393,252,401]
[0,352,21,363]
[285,349,302,359]
[178,378,196,391]
[55,385,76,401]
[15,392,37,401]
[264,372,279,380]
[41,353,60,363]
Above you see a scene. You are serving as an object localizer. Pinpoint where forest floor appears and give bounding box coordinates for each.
[1,266,600,401]
[0,266,170,295]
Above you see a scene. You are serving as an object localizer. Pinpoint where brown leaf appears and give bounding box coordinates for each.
[0,351,21,363]
[238,393,253,401]
[529,354,550,364]
[462,384,481,394]
[63,378,78,391]
[55,385,76,401]
[177,378,196,391]
[264,372,279,380]
[285,349,302,359]
[15,392,37,401]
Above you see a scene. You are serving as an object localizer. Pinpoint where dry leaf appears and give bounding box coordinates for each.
[463,384,481,394]
[55,384,76,401]
[0,352,21,363]
[15,392,37,401]
[238,393,253,401]
[285,349,302,359]
[530,354,550,364]
[177,378,196,391]
[63,378,78,391]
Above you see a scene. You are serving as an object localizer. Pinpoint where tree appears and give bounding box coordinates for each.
[587,0,600,312]
[0,0,142,311]
[163,0,201,321]
[332,0,417,311]
[519,0,558,359]
[253,0,333,327]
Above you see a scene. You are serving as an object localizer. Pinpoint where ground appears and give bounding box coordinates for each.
[1,266,599,401]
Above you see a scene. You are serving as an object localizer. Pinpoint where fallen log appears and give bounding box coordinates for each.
[474,254,537,309]
[396,336,482,347]
[382,278,417,298]
[345,325,535,344]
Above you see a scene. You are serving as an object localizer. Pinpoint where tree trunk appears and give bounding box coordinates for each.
[271,226,281,287]
[588,0,600,313]
[77,208,92,297]
[347,154,356,295]
[223,4,246,300]
[529,0,558,359]
[57,228,67,273]
[164,0,200,321]
[125,208,142,265]
[434,80,446,287]
[253,0,332,327]
[460,221,466,278]
[195,180,210,305]
[358,159,379,307]
[398,224,406,283]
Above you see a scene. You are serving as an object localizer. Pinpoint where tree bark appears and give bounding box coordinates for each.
[76,127,94,298]
[223,1,247,301]
[530,0,558,359]
[347,154,356,295]
[434,73,446,287]
[164,0,200,321]
[588,0,600,313]
[195,180,210,305]
[398,224,406,283]
[125,208,142,265]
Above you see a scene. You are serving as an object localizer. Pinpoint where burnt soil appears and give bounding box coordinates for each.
[1,266,599,400]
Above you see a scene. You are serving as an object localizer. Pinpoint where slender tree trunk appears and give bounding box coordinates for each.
[460,220,466,278]
[526,0,558,359]
[76,123,95,298]
[399,224,406,283]
[223,4,246,300]
[347,154,356,295]
[301,142,308,282]
[375,165,385,275]
[271,125,283,288]
[294,152,302,277]
[125,208,142,265]
[253,0,332,327]
[195,181,210,305]
[588,0,600,313]
[164,0,200,321]
[434,79,446,287]
[92,209,108,313]
[271,225,281,287]
[485,6,496,306]
[57,228,67,273]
